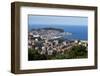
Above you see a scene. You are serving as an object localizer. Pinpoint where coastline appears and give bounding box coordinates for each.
[29,25,88,40]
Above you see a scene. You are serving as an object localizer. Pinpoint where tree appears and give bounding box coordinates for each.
[28,48,47,60]
[66,45,87,59]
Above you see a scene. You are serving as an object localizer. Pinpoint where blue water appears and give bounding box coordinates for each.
[29,25,88,40]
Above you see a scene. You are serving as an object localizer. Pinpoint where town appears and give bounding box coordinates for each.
[28,28,88,60]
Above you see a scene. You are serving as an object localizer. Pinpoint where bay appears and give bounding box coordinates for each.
[28,25,88,40]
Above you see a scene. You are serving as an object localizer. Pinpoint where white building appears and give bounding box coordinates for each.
[54,40,58,45]
[74,40,79,43]
[47,48,53,55]
[28,45,32,49]
[41,46,46,54]
[33,35,40,37]
[63,41,67,45]
[29,32,33,36]
[35,38,38,42]
[35,47,39,50]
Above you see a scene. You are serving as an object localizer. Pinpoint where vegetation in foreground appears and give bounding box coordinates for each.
[28,45,87,60]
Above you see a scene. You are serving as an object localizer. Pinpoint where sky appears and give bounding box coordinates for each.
[28,15,88,26]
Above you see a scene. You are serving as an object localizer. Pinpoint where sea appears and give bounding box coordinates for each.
[29,25,88,40]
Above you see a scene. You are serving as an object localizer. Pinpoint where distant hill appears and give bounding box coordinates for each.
[31,27,64,32]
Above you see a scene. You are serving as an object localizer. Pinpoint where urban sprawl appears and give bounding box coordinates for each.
[28,28,88,55]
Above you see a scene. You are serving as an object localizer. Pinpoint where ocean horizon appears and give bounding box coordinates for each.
[28,25,88,40]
